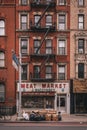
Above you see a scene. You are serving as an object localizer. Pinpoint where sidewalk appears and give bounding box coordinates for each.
[10,114,87,123]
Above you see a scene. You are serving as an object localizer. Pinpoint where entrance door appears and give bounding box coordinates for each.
[57,95,66,113]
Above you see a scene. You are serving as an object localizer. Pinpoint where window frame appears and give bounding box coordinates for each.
[34,39,41,54]
[58,0,66,5]
[78,0,84,6]
[45,66,52,79]
[20,14,28,30]
[21,64,28,80]
[78,63,84,78]
[58,39,66,55]
[58,14,66,30]
[0,83,5,102]
[78,39,84,54]
[20,0,28,5]
[45,39,52,54]
[78,14,84,30]
[45,15,52,27]
[20,38,28,55]
[58,65,65,80]
[0,51,5,68]
[0,20,5,36]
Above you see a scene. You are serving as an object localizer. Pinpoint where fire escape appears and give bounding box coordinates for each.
[30,0,56,82]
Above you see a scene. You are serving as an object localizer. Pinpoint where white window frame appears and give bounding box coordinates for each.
[0,51,5,67]
[0,83,5,102]
[0,20,5,36]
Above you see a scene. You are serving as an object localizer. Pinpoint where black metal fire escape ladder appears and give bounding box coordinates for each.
[35,4,51,27]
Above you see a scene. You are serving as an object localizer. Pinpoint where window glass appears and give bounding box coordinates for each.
[78,0,84,6]
[78,39,84,53]
[46,15,52,27]
[46,66,52,79]
[78,15,84,29]
[78,63,84,78]
[34,40,40,54]
[58,65,65,80]
[59,0,66,5]
[0,51,5,67]
[58,40,66,55]
[0,83,5,102]
[0,20,5,35]
[21,65,27,80]
[46,39,52,54]
[21,15,27,30]
[21,0,27,5]
[21,38,28,55]
[59,14,66,30]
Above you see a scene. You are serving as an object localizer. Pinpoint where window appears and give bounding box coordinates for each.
[34,66,40,78]
[78,63,84,78]
[78,0,84,6]
[34,39,40,54]
[78,14,84,29]
[58,65,65,80]
[21,0,27,5]
[0,20,5,36]
[21,64,27,80]
[0,83,5,102]
[78,39,84,53]
[0,51,5,67]
[59,0,66,5]
[58,14,66,30]
[46,15,52,27]
[46,66,52,79]
[20,14,28,30]
[58,39,66,55]
[46,39,52,54]
[21,38,28,55]
[34,15,41,27]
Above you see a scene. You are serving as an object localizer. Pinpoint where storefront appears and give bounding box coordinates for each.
[17,82,70,114]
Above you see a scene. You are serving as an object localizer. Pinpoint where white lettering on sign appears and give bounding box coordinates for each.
[17,82,69,93]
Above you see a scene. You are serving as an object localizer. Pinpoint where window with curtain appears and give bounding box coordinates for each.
[0,83,5,102]
[0,20,5,36]
[0,51,5,67]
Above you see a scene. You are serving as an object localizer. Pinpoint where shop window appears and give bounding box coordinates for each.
[78,63,84,78]
[45,39,52,54]
[58,14,66,30]
[78,14,84,29]
[0,83,5,102]
[0,20,5,36]
[21,64,27,80]
[78,39,84,54]
[58,39,66,55]
[21,38,28,55]
[0,51,5,67]
[20,14,28,30]
[58,65,65,80]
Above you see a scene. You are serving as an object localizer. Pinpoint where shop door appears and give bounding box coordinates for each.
[57,95,66,113]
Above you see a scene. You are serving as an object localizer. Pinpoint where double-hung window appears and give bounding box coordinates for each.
[34,15,41,27]
[21,38,28,55]
[0,83,5,102]
[59,0,66,5]
[46,39,52,54]
[34,66,40,78]
[58,14,66,30]
[78,39,84,54]
[21,64,27,80]
[78,14,84,29]
[46,15,52,27]
[21,0,28,5]
[34,40,40,54]
[78,63,84,78]
[20,14,28,30]
[46,66,52,79]
[58,39,66,55]
[0,20,5,36]
[78,0,84,6]
[58,65,65,80]
[0,51,5,67]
